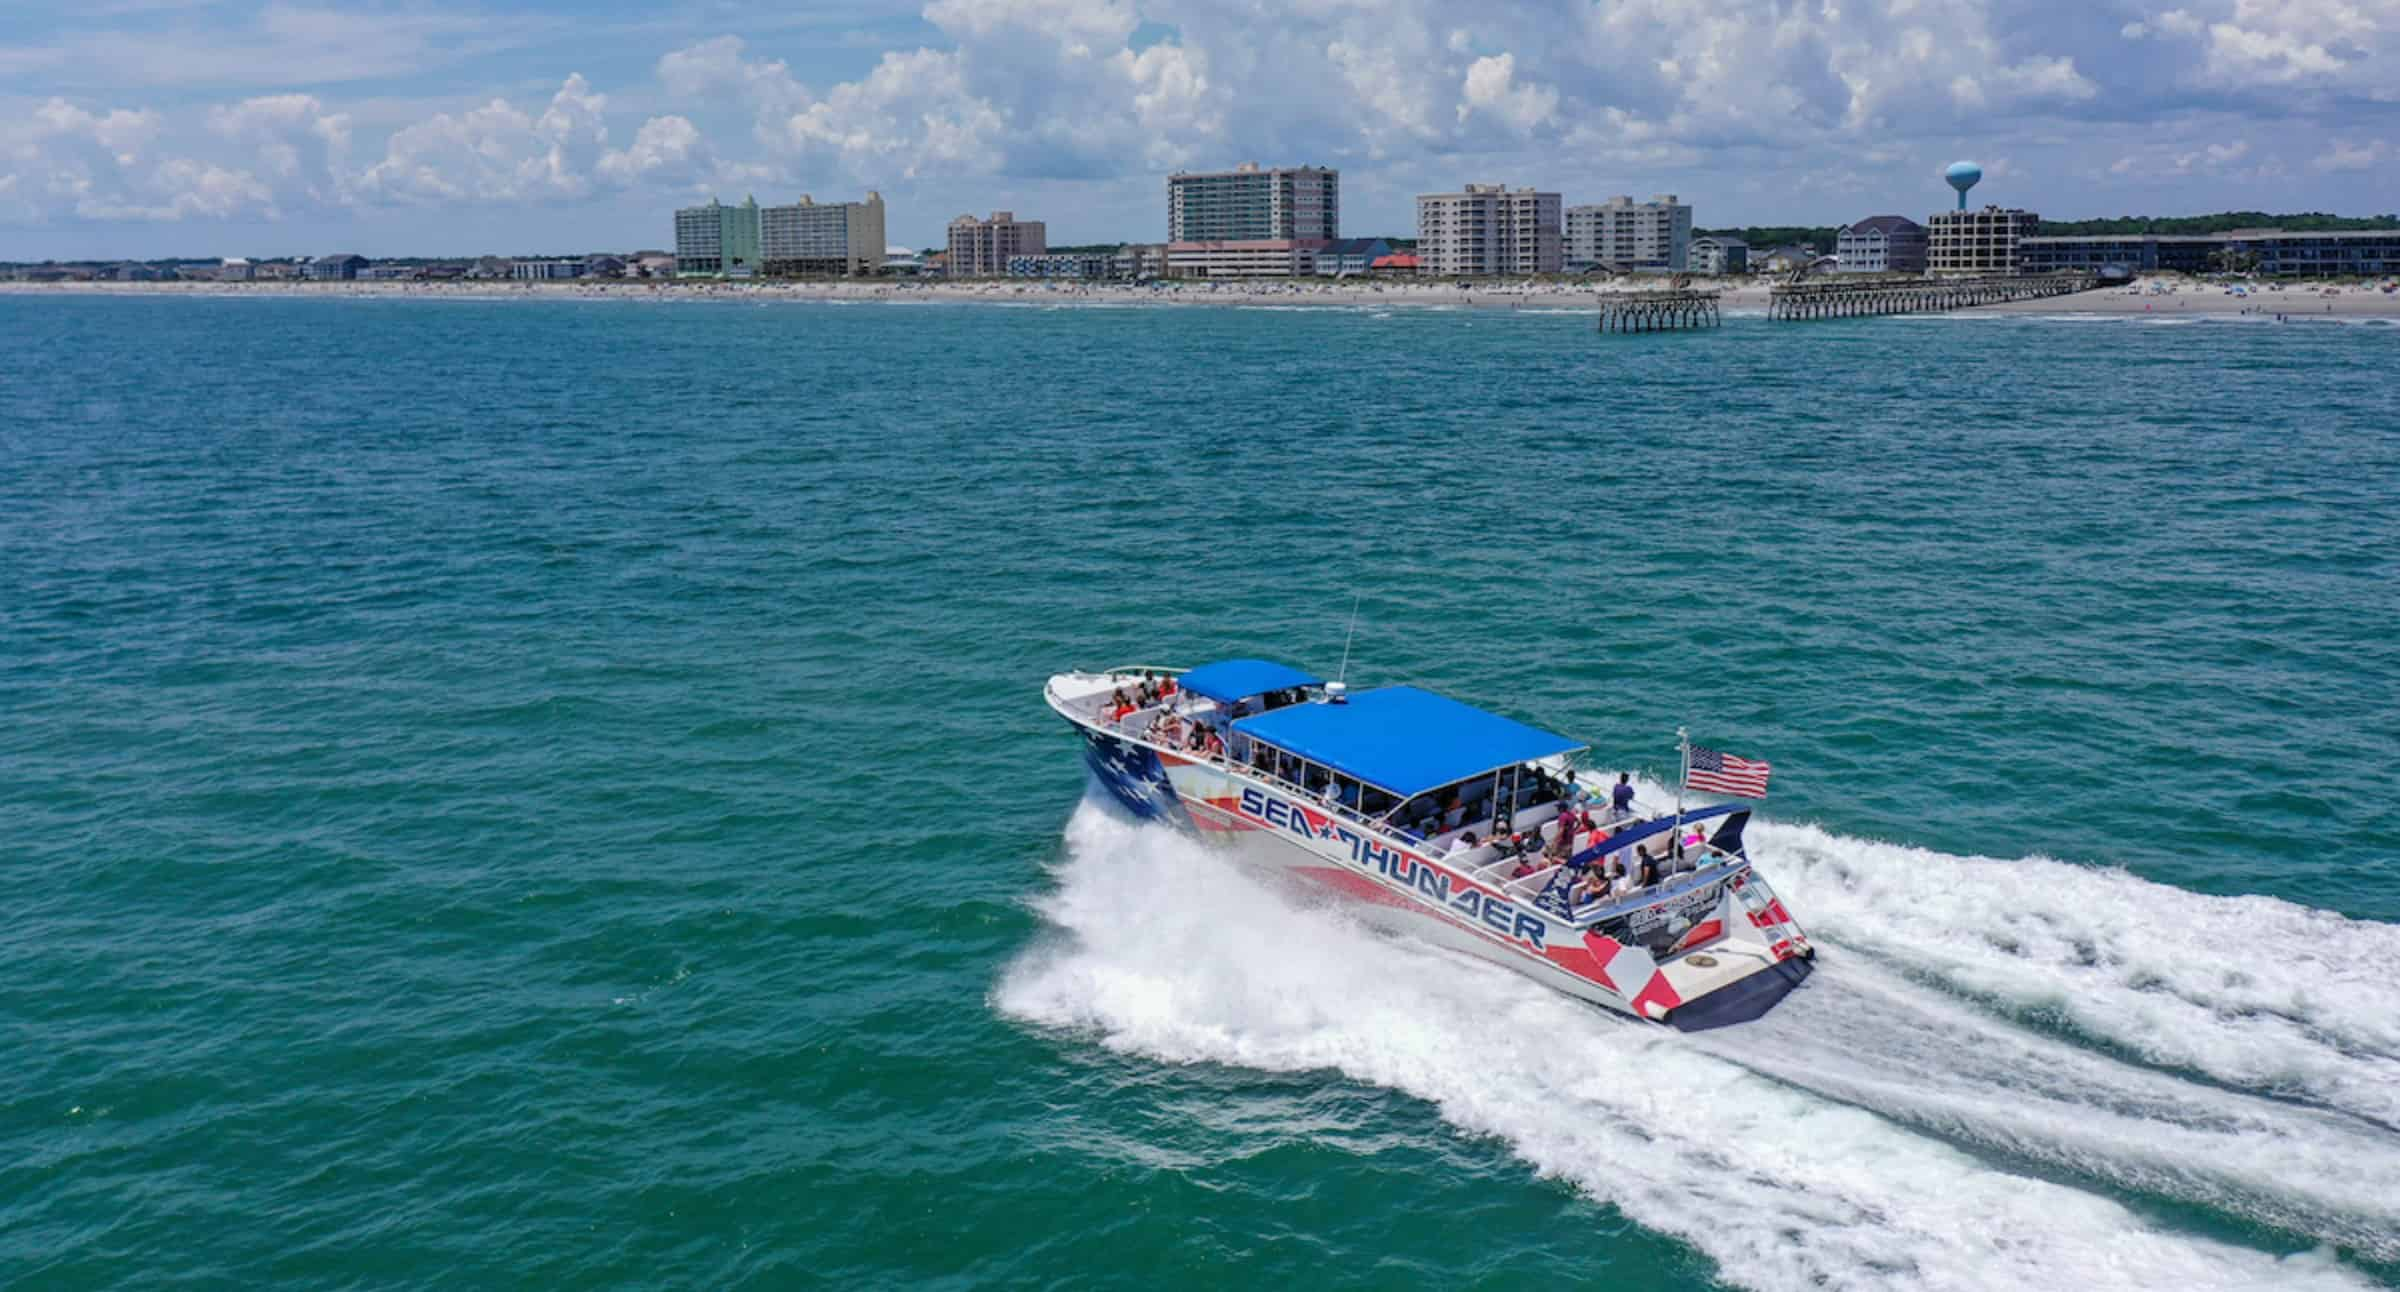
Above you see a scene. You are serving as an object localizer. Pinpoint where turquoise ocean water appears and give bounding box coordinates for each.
[4,294,2397,1289]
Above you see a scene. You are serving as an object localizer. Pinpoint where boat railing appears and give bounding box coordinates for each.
[1547,849,1749,926]
[1090,663,1189,680]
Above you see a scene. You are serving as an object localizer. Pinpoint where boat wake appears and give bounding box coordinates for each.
[997,803,2399,1291]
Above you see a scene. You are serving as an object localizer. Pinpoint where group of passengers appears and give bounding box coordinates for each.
[1569,844,1683,906]
[1411,770,1706,911]
[1105,671,1179,724]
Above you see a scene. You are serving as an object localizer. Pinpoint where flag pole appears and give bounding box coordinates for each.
[1674,726,1689,859]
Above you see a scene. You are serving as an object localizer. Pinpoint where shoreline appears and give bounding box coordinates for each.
[7,276,2399,318]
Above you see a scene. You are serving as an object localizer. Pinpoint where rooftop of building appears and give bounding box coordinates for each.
[2022,228,2400,244]
[1843,215,1925,236]
[1167,163,1337,177]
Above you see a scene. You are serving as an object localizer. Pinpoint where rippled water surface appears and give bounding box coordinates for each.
[3,295,2397,1289]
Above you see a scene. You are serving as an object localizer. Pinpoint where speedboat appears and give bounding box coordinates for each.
[1045,660,1816,1030]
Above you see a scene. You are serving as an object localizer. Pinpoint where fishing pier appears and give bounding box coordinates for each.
[1767,272,2097,321]
[1595,290,1722,333]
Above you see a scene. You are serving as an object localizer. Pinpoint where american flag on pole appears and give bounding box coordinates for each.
[1687,745,1771,798]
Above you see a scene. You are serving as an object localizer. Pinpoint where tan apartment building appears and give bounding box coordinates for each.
[1927,205,2037,275]
[1416,185,1562,276]
[760,192,886,276]
[947,211,1047,278]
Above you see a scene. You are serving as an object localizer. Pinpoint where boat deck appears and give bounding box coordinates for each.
[1049,666,1753,929]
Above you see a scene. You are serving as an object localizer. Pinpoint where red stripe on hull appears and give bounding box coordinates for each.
[1672,919,1726,953]
[1295,865,1421,910]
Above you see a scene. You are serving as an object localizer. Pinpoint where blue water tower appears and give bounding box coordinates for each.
[1945,161,1983,210]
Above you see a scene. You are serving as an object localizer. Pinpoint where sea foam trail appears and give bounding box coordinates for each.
[1701,955,2400,1261]
[1752,816,2400,1132]
[997,806,2375,1292]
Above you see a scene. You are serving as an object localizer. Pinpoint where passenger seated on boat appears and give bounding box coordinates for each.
[1108,687,1136,723]
[1444,830,1479,857]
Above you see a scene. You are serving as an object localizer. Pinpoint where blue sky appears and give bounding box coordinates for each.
[4,0,2396,259]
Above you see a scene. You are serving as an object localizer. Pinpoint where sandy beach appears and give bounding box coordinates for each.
[9,273,2399,318]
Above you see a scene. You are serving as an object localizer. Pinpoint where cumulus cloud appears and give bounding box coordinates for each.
[2311,137,2391,171]
[1458,54,1559,132]
[598,115,708,186]
[5,0,2398,236]
[352,74,612,204]
[208,94,351,209]
[0,98,259,223]
[657,35,809,119]
[2114,0,2397,97]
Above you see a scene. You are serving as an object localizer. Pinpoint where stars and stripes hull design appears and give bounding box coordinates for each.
[1049,668,1816,1030]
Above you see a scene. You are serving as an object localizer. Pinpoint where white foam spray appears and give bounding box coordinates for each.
[998,805,2386,1291]
[1751,815,2400,1133]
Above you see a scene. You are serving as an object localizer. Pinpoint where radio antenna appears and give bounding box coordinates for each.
[1336,592,1362,685]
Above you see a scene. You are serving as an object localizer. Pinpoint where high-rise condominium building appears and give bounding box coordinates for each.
[1416,185,1562,276]
[947,212,1047,278]
[759,193,886,276]
[1564,195,1693,271]
[674,196,763,276]
[1165,163,1339,277]
[1926,205,2037,274]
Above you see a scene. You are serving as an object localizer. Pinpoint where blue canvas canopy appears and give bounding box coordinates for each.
[1230,685,1584,798]
[1570,804,1747,867]
[1177,658,1323,705]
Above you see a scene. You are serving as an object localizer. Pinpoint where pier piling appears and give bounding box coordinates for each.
[1595,290,1722,334]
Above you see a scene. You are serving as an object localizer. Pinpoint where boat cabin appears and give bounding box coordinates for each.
[1055,659,1759,925]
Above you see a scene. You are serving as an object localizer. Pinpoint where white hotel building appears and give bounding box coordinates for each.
[1416,185,1562,276]
[1565,195,1693,272]
[1166,163,1339,278]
